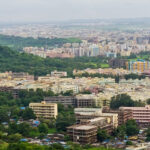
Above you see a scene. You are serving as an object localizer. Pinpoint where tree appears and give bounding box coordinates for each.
[97,129,109,142]
[8,133,22,143]
[115,125,126,140]
[38,123,48,134]
[51,143,65,150]
[110,94,134,109]
[126,125,139,136]
[0,108,9,123]
[17,123,31,137]
[22,108,36,120]
[61,90,74,96]
[8,123,18,134]
[80,90,92,94]
[126,120,139,136]
[126,141,133,145]
[56,109,75,132]
[147,98,150,104]
[115,75,120,83]
[146,128,150,141]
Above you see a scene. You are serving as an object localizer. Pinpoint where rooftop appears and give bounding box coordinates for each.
[67,124,97,130]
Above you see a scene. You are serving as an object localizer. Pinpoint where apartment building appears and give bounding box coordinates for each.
[74,108,118,128]
[67,125,97,144]
[44,96,76,107]
[29,101,57,119]
[75,95,95,108]
[118,108,133,125]
[126,60,150,73]
[120,105,150,127]
[80,117,113,134]
[103,107,133,126]
[106,52,117,58]
[44,96,95,108]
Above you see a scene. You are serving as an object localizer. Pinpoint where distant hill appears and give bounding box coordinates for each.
[0,46,107,76]
[0,34,81,51]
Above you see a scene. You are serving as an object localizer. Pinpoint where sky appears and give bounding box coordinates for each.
[0,0,150,23]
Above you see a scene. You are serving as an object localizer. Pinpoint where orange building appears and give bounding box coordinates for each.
[126,60,150,73]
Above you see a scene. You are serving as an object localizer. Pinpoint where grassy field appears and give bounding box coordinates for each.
[101,64,109,68]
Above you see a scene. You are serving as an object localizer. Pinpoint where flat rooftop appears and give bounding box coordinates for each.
[67,124,97,130]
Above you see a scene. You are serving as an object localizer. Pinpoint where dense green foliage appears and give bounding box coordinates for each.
[110,94,145,109]
[75,72,114,78]
[0,142,119,150]
[112,120,139,139]
[147,98,150,104]
[115,75,120,83]
[125,120,139,136]
[124,74,146,80]
[0,89,75,138]
[97,129,110,142]
[0,46,108,76]
[75,72,146,81]
[0,34,81,50]
[146,128,150,141]
[56,104,75,132]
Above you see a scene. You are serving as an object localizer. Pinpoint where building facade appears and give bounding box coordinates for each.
[29,101,58,119]
[44,96,76,107]
[67,125,97,144]
[120,105,150,127]
[126,60,150,73]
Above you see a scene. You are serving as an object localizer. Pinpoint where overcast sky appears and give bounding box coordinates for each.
[0,0,150,23]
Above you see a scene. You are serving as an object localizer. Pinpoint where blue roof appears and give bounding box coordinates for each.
[20,107,25,110]
[44,139,50,142]
[117,142,123,145]
[104,139,110,142]
[20,139,28,142]
[33,121,40,124]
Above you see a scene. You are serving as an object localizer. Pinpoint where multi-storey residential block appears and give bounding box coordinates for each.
[44,96,76,107]
[74,108,118,128]
[75,95,95,108]
[67,125,98,144]
[103,107,133,126]
[126,60,150,73]
[29,101,58,119]
[120,105,150,127]
[44,95,95,108]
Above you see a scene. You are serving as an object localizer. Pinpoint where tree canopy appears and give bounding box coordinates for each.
[0,34,82,50]
[0,46,109,76]
[110,94,145,109]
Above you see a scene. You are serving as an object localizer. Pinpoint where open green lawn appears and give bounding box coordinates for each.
[101,64,109,68]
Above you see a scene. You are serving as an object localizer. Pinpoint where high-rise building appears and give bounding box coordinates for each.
[89,44,100,56]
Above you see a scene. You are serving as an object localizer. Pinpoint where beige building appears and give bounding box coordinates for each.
[29,101,57,119]
[74,108,118,128]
